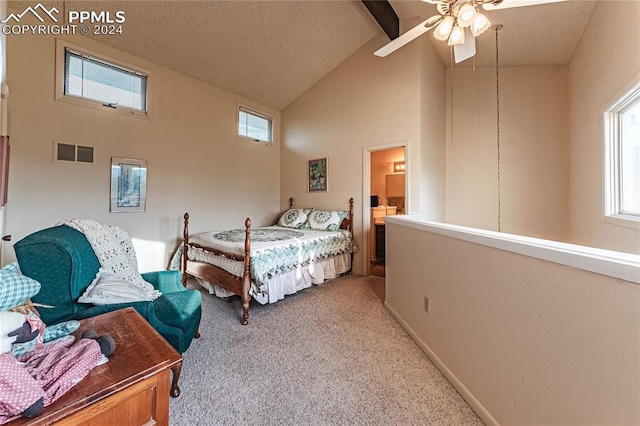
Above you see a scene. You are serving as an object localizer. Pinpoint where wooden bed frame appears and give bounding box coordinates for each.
[181,197,355,325]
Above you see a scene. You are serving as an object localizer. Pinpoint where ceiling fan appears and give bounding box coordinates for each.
[374,0,566,63]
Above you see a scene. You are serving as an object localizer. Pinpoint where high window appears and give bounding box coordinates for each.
[238,106,273,145]
[56,40,150,119]
[605,78,640,223]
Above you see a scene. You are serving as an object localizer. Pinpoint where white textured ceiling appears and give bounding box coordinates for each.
[9,0,598,109]
[76,0,383,110]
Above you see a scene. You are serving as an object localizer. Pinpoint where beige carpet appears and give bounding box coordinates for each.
[169,275,484,425]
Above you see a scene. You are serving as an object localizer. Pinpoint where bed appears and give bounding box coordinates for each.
[181,198,356,324]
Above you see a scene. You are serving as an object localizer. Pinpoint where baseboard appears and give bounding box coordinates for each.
[384,301,499,426]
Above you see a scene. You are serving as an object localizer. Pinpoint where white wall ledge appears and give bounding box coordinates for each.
[385,215,640,285]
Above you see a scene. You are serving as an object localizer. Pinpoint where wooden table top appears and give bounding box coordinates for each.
[8,307,182,426]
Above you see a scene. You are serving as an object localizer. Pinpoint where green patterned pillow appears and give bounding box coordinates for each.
[277,208,312,229]
[306,210,348,231]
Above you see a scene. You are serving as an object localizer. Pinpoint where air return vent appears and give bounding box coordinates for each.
[53,140,95,164]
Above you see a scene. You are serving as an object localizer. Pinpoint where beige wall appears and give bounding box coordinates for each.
[419,35,446,221]
[281,33,446,274]
[5,33,281,270]
[445,66,570,241]
[445,0,640,255]
[385,217,640,425]
[568,0,640,254]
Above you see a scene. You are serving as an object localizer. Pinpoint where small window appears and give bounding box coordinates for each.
[64,49,147,111]
[238,106,273,144]
[55,40,151,119]
[604,78,640,224]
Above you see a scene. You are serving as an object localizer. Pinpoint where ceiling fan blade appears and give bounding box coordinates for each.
[374,16,443,57]
[453,29,476,64]
[483,0,566,10]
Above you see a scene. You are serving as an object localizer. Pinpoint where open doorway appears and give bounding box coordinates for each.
[367,146,406,278]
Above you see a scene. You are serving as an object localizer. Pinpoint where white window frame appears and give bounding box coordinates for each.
[603,75,640,228]
[55,39,152,120]
[237,104,274,146]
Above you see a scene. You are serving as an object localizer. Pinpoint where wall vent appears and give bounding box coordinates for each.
[53,140,95,164]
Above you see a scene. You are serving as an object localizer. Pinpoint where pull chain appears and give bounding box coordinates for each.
[494,24,503,232]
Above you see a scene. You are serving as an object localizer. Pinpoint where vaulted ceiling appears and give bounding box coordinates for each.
[9,0,598,110]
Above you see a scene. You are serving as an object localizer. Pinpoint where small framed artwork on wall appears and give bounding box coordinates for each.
[308,158,328,192]
[110,157,147,213]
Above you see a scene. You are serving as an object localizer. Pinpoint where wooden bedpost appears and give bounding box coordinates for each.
[348,198,354,274]
[182,212,201,339]
[241,217,252,325]
[182,213,189,287]
[348,198,354,234]
[289,197,294,209]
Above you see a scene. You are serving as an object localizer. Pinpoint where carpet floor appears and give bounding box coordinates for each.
[169,275,484,425]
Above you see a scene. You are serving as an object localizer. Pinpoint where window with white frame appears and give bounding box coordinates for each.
[238,106,273,144]
[56,40,150,118]
[605,79,640,223]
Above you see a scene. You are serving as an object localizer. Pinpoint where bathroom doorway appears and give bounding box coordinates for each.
[368,146,406,277]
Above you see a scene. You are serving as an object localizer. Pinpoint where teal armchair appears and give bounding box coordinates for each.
[13,224,202,397]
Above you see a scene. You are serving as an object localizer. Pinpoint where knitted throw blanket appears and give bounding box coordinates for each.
[59,219,161,300]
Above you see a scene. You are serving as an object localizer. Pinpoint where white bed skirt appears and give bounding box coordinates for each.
[195,253,351,304]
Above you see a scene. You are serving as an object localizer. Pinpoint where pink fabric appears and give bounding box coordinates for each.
[17,337,102,406]
[0,353,44,425]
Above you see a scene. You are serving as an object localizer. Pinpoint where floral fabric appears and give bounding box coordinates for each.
[186,226,357,296]
[214,228,304,243]
[277,209,312,229]
[305,210,348,231]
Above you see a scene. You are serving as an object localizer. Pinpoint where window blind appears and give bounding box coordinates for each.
[64,48,147,112]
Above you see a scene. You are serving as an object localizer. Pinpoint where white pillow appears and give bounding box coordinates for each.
[277,208,312,229]
[306,210,348,231]
[78,269,161,305]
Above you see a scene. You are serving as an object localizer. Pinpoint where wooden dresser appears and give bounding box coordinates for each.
[8,307,182,426]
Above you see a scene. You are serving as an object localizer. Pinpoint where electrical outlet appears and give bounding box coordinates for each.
[424,296,430,314]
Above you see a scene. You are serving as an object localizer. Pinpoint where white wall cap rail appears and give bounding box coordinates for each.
[385,215,640,285]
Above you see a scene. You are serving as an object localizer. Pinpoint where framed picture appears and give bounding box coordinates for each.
[308,158,328,192]
[110,157,147,213]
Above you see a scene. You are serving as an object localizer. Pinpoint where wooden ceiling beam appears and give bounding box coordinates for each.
[361,0,399,40]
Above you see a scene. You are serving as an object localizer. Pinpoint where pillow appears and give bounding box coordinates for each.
[306,210,348,231]
[0,262,41,311]
[277,208,312,229]
[78,269,161,306]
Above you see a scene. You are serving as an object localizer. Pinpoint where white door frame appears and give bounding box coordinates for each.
[362,140,410,276]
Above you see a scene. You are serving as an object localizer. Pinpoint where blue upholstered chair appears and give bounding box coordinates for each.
[13,224,202,397]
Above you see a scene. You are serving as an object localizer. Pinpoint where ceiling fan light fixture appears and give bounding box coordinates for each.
[434,15,455,41]
[457,3,477,28]
[471,12,491,36]
[448,25,465,46]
